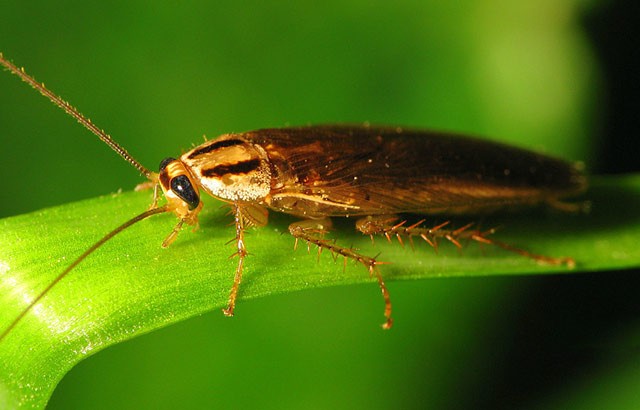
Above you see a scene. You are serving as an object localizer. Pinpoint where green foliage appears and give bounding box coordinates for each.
[0,174,639,408]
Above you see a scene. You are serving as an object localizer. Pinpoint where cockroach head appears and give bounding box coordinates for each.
[158,157,202,218]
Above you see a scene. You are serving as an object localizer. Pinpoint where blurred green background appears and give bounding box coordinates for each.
[1,0,639,409]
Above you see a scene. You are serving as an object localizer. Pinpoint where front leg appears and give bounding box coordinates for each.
[289,218,393,329]
[134,172,161,210]
[222,204,249,317]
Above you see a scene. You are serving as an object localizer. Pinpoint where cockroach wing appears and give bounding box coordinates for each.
[239,126,586,218]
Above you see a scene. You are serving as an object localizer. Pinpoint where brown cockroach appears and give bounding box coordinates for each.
[0,53,586,339]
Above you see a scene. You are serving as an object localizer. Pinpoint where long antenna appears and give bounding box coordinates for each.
[0,206,169,342]
[0,52,153,178]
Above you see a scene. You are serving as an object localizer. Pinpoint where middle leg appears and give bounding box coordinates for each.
[288,218,393,329]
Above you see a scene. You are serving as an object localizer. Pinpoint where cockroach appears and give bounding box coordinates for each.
[0,53,586,339]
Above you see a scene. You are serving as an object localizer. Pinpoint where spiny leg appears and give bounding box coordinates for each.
[133,173,163,210]
[223,204,249,317]
[162,219,186,248]
[160,202,201,249]
[356,215,574,267]
[289,219,393,329]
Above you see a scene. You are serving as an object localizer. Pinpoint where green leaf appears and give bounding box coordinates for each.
[1,173,639,409]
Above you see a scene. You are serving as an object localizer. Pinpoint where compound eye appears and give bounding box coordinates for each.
[170,175,200,210]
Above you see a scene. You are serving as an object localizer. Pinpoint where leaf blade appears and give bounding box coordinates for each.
[0,174,639,408]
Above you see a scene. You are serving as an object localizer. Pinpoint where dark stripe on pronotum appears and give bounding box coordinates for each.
[202,159,261,177]
[187,139,245,159]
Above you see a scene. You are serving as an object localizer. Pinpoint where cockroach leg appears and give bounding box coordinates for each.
[162,219,186,248]
[288,218,333,236]
[288,218,393,329]
[134,180,156,191]
[483,235,576,268]
[546,197,591,214]
[223,204,249,317]
[134,173,162,210]
[371,264,393,330]
[149,182,160,209]
[356,215,575,267]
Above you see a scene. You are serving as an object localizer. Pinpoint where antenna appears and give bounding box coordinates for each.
[0,53,167,341]
[0,52,153,178]
[0,206,169,342]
